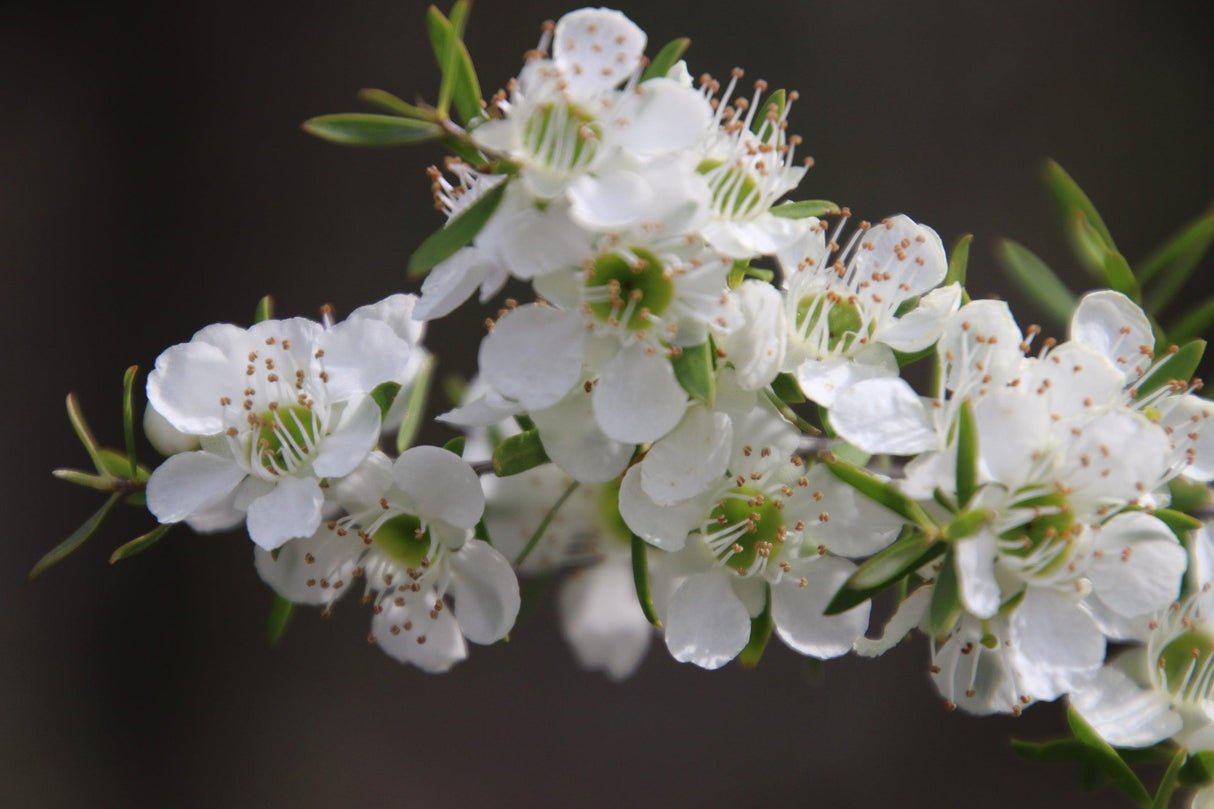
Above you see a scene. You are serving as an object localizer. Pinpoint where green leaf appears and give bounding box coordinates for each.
[357,88,434,120]
[1135,339,1205,399]
[302,113,442,147]
[396,354,435,454]
[1145,217,1214,315]
[820,453,937,531]
[1095,230,1141,301]
[30,492,123,579]
[66,393,109,477]
[514,481,579,565]
[492,430,550,477]
[1180,750,1214,787]
[1011,738,1092,764]
[266,595,294,646]
[728,259,749,288]
[110,522,174,563]
[1153,747,1188,809]
[425,3,483,124]
[770,372,805,404]
[955,400,978,507]
[407,179,508,278]
[996,239,1077,327]
[631,535,662,628]
[442,435,466,457]
[52,468,117,492]
[945,234,972,294]
[1066,705,1152,806]
[370,381,402,420]
[928,550,962,638]
[770,200,840,219]
[894,345,937,368]
[752,89,785,141]
[122,365,139,478]
[514,414,536,432]
[825,531,946,615]
[641,37,691,82]
[1169,477,1212,514]
[253,294,274,323]
[96,448,150,483]
[1043,159,1117,250]
[671,340,715,406]
[1066,208,1112,280]
[738,585,774,668]
[474,515,492,546]
[1140,210,1214,284]
[1153,508,1204,540]
[1168,298,1214,345]
[943,508,994,541]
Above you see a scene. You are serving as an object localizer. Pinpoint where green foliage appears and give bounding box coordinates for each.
[109,523,175,563]
[370,381,402,419]
[30,493,123,579]
[996,238,1077,327]
[825,530,946,615]
[631,535,662,628]
[407,179,509,278]
[1135,339,1204,399]
[738,586,774,668]
[396,355,436,454]
[515,481,580,565]
[302,113,442,146]
[426,2,483,124]
[492,430,550,476]
[671,340,715,406]
[266,595,295,646]
[641,38,691,82]
[770,200,840,219]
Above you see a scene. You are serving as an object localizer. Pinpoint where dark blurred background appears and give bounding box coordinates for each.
[3,1,1212,806]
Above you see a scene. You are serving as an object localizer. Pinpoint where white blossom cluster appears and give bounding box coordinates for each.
[98,6,1214,796]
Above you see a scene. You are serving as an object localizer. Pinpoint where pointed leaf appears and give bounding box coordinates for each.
[492,429,550,477]
[1168,298,1214,345]
[1152,508,1203,540]
[442,435,466,456]
[1135,339,1205,399]
[1152,747,1188,809]
[406,179,508,277]
[302,113,442,147]
[1180,750,1214,788]
[1011,738,1094,765]
[122,365,139,478]
[641,37,691,82]
[66,393,109,477]
[955,399,978,507]
[738,585,774,668]
[425,3,483,124]
[1140,210,1214,285]
[30,492,123,579]
[110,522,175,563]
[946,233,972,292]
[1144,218,1214,315]
[943,508,994,541]
[770,200,840,219]
[370,381,402,419]
[825,531,946,615]
[631,534,662,628]
[396,354,435,454]
[752,89,785,141]
[1169,477,1212,514]
[1066,705,1152,805]
[1043,159,1117,250]
[820,452,936,531]
[671,340,715,406]
[266,595,294,646]
[514,481,579,565]
[770,372,805,404]
[996,238,1077,327]
[357,88,434,120]
[52,468,116,492]
[928,550,963,638]
[253,295,274,323]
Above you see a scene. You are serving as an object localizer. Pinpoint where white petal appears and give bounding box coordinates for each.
[253,527,359,606]
[955,530,1001,619]
[797,464,903,557]
[718,281,786,390]
[1066,410,1170,504]
[664,570,751,669]
[393,446,484,530]
[940,300,1024,392]
[618,464,702,551]
[829,377,939,454]
[1165,394,1214,482]
[592,345,687,443]
[1071,290,1155,382]
[312,395,381,479]
[1070,666,1182,748]
[1088,512,1187,618]
[372,590,468,673]
[146,451,246,524]
[773,557,870,658]
[480,305,584,410]
[613,78,712,155]
[413,248,492,321]
[348,293,426,346]
[552,8,645,96]
[532,387,634,484]
[852,215,948,300]
[147,330,245,435]
[558,558,653,680]
[568,170,652,231]
[447,539,521,645]
[641,407,731,506]
[855,585,931,657]
[436,393,524,428]
[493,203,589,280]
[879,283,963,352]
[795,345,898,407]
[245,476,325,551]
[142,404,200,456]
[971,389,1051,488]
[1010,587,1105,699]
[318,319,412,402]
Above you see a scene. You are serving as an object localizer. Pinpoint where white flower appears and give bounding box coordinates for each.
[255,447,520,672]
[346,293,432,433]
[145,315,411,549]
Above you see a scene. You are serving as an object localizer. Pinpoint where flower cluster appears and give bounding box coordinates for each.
[40,6,1214,807]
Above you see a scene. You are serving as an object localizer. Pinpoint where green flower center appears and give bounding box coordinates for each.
[524,102,601,172]
[371,513,432,569]
[1001,491,1077,570]
[709,486,786,574]
[585,248,674,331]
[1158,630,1214,699]
[697,159,762,219]
[795,294,867,353]
[256,405,319,472]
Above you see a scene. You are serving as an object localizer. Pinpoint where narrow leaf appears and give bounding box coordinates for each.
[1169,477,1212,514]
[1066,208,1112,279]
[1135,339,1205,399]
[996,239,1077,327]
[492,429,550,476]
[1153,508,1203,540]
[1066,705,1152,805]
[52,469,116,492]
[738,586,774,668]
[820,453,936,531]
[1153,748,1188,809]
[302,113,442,147]
[110,522,175,563]
[514,481,579,565]
[770,372,805,404]
[1168,298,1214,345]
[928,550,963,638]
[66,393,110,477]
[407,179,508,277]
[752,89,785,141]
[955,400,978,507]
[425,3,483,124]
[825,531,946,615]
[1101,240,1142,302]
[641,37,690,82]
[30,492,123,579]
[671,340,715,406]
[442,435,466,457]
[253,295,274,323]
[631,535,662,628]
[945,233,972,291]
[1140,210,1214,285]
[266,595,294,646]
[122,365,139,478]
[370,381,402,419]
[357,88,434,120]
[396,354,435,454]
[943,508,994,541]
[1011,738,1093,764]
[1180,750,1214,787]
[1043,159,1117,250]
[770,200,840,219]
[1145,224,1214,316]
[96,448,150,483]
